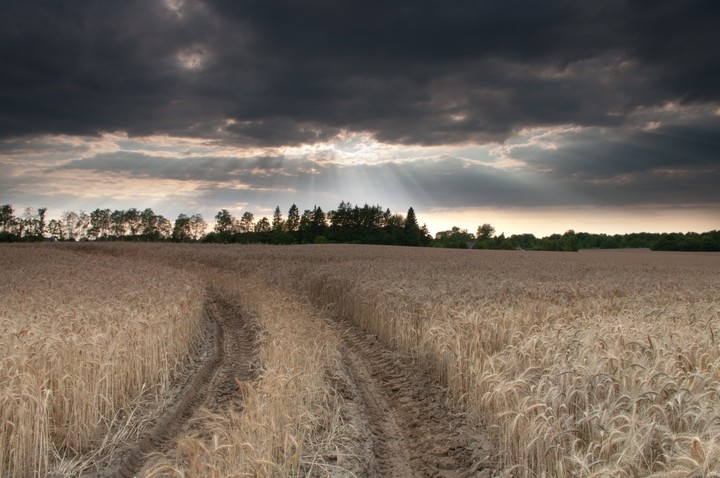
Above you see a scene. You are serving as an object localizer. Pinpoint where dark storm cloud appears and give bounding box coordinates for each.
[511,117,720,180]
[57,151,306,183]
[1,0,719,146]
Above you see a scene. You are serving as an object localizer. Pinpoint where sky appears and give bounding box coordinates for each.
[1,0,719,237]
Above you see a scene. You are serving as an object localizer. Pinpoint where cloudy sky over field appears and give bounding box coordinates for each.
[1,0,719,235]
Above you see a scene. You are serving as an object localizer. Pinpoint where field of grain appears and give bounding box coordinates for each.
[265,246,720,477]
[143,275,344,477]
[4,243,720,477]
[259,246,720,477]
[0,245,205,477]
[119,243,720,477]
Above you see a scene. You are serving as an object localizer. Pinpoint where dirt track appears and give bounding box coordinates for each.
[105,291,258,478]
[331,320,497,477]
[102,290,495,477]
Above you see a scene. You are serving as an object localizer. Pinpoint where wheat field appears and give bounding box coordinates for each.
[129,243,720,477]
[3,243,720,477]
[269,246,720,477]
[0,245,205,478]
[144,273,344,477]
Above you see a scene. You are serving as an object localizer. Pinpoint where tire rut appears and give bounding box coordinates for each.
[106,290,257,478]
[337,322,496,478]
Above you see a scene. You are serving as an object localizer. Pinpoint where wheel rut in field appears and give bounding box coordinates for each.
[107,290,257,478]
[336,321,496,478]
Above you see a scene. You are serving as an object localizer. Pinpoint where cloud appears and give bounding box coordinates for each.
[0,111,720,214]
[56,151,314,184]
[1,0,718,232]
[1,0,718,146]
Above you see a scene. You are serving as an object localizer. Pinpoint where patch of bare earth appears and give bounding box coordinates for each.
[104,290,258,478]
[330,320,498,478]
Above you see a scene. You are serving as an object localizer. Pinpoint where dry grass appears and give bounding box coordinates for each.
[0,244,204,478]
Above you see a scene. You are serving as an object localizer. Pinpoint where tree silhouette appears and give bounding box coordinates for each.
[403,207,424,246]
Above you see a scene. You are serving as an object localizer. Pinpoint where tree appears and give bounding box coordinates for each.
[329,201,355,242]
[124,208,141,236]
[286,204,300,233]
[110,209,127,237]
[434,226,475,248]
[0,204,15,233]
[239,211,255,233]
[477,223,496,240]
[37,207,47,238]
[140,208,160,239]
[47,219,64,241]
[385,212,404,229]
[311,206,326,235]
[0,204,19,240]
[331,201,353,229]
[20,207,42,239]
[88,208,111,239]
[404,207,418,228]
[403,207,423,246]
[562,229,579,252]
[254,216,271,233]
[214,209,235,235]
[156,216,172,240]
[188,214,207,240]
[272,206,284,231]
[173,214,191,241]
[61,210,89,241]
[299,208,313,241]
[60,211,78,241]
[77,211,90,240]
[359,204,383,231]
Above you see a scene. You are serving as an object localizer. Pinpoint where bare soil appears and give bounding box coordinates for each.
[328,319,498,477]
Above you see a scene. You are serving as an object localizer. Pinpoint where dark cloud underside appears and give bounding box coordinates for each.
[1,0,719,146]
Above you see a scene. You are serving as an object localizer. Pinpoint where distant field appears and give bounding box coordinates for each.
[3,243,719,477]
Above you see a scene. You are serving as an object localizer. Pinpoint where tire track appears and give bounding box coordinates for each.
[106,290,257,478]
[337,322,496,477]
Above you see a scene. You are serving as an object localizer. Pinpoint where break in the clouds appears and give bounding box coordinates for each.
[1,0,719,234]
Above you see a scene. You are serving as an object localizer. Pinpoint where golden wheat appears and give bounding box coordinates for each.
[0,244,204,477]
[139,268,345,477]
[194,244,720,477]
[61,243,720,477]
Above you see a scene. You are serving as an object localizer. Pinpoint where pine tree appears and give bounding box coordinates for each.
[272,206,284,231]
[403,207,423,246]
[286,204,300,232]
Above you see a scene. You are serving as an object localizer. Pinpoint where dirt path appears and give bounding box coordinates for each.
[101,290,495,477]
[333,321,497,477]
[105,290,258,478]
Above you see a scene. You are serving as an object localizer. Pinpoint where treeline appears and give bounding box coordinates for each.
[206,202,431,246]
[433,226,720,252]
[1,203,718,251]
[0,205,206,242]
[0,202,431,246]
